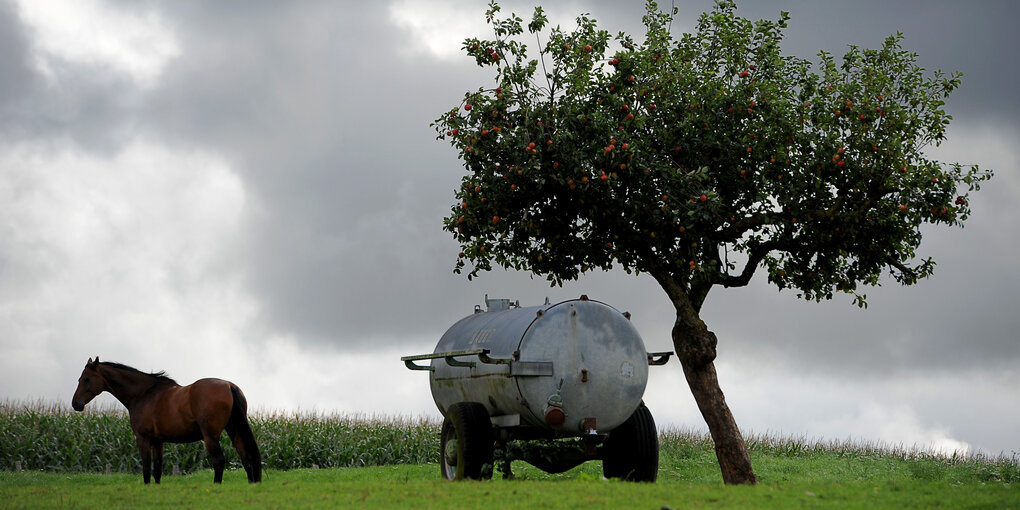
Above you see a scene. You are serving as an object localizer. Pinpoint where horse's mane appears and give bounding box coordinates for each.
[99,361,179,386]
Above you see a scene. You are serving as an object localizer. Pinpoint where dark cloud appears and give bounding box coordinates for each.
[1,0,1016,454]
[125,0,1020,363]
[139,2,497,346]
[0,1,35,114]
[0,1,142,152]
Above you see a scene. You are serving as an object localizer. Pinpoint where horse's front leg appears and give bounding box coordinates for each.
[204,435,226,483]
[151,442,165,484]
[136,436,152,484]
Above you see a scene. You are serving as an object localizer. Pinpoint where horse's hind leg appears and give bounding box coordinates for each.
[204,435,226,483]
[226,428,254,483]
[152,442,164,484]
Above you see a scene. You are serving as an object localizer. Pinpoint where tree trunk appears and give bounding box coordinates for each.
[676,351,758,485]
[654,271,758,485]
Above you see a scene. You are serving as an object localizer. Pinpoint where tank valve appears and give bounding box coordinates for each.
[545,392,566,428]
[545,406,566,429]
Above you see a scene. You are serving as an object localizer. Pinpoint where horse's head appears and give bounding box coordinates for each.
[72,357,104,412]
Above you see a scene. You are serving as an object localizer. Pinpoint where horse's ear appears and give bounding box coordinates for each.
[88,357,99,367]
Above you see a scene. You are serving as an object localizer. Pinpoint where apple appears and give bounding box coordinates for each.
[585,45,592,52]
[464,104,472,111]
[700,194,708,202]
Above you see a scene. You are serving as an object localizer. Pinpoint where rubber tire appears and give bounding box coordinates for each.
[440,402,494,480]
[602,403,658,482]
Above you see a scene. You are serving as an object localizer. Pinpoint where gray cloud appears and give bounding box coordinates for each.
[1,0,1016,455]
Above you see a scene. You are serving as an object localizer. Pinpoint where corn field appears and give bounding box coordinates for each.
[0,400,438,474]
[3,399,1017,482]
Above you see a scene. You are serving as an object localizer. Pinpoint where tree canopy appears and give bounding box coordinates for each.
[434,0,991,310]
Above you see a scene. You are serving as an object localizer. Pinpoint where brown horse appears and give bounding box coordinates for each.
[71,357,262,484]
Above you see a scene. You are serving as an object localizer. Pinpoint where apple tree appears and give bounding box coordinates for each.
[433,0,991,484]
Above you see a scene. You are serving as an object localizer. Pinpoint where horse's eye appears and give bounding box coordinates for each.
[83,377,90,384]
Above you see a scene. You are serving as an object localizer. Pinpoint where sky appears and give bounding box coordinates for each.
[1,0,1017,458]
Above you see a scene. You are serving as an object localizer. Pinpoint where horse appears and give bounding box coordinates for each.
[71,357,262,484]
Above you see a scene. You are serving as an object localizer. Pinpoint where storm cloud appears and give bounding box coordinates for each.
[1,0,1017,456]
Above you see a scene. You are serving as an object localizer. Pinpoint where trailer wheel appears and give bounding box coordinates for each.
[440,402,494,480]
[602,403,658,482]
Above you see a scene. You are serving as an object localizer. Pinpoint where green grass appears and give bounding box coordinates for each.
[2,460,1017,509]
[1,400,1017,508]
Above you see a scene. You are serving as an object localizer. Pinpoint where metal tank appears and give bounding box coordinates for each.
[402,295,672,482]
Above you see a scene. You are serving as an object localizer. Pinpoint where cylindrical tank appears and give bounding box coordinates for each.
[426,296,649,435]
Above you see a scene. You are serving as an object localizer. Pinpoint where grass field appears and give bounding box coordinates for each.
[1,400,1017,508]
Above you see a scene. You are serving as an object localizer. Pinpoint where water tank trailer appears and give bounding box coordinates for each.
[401,295,672,481]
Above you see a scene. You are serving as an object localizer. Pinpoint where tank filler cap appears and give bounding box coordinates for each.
[484,295,517,312]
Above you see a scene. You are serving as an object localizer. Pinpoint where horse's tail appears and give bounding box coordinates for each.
[229,384,262,482]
